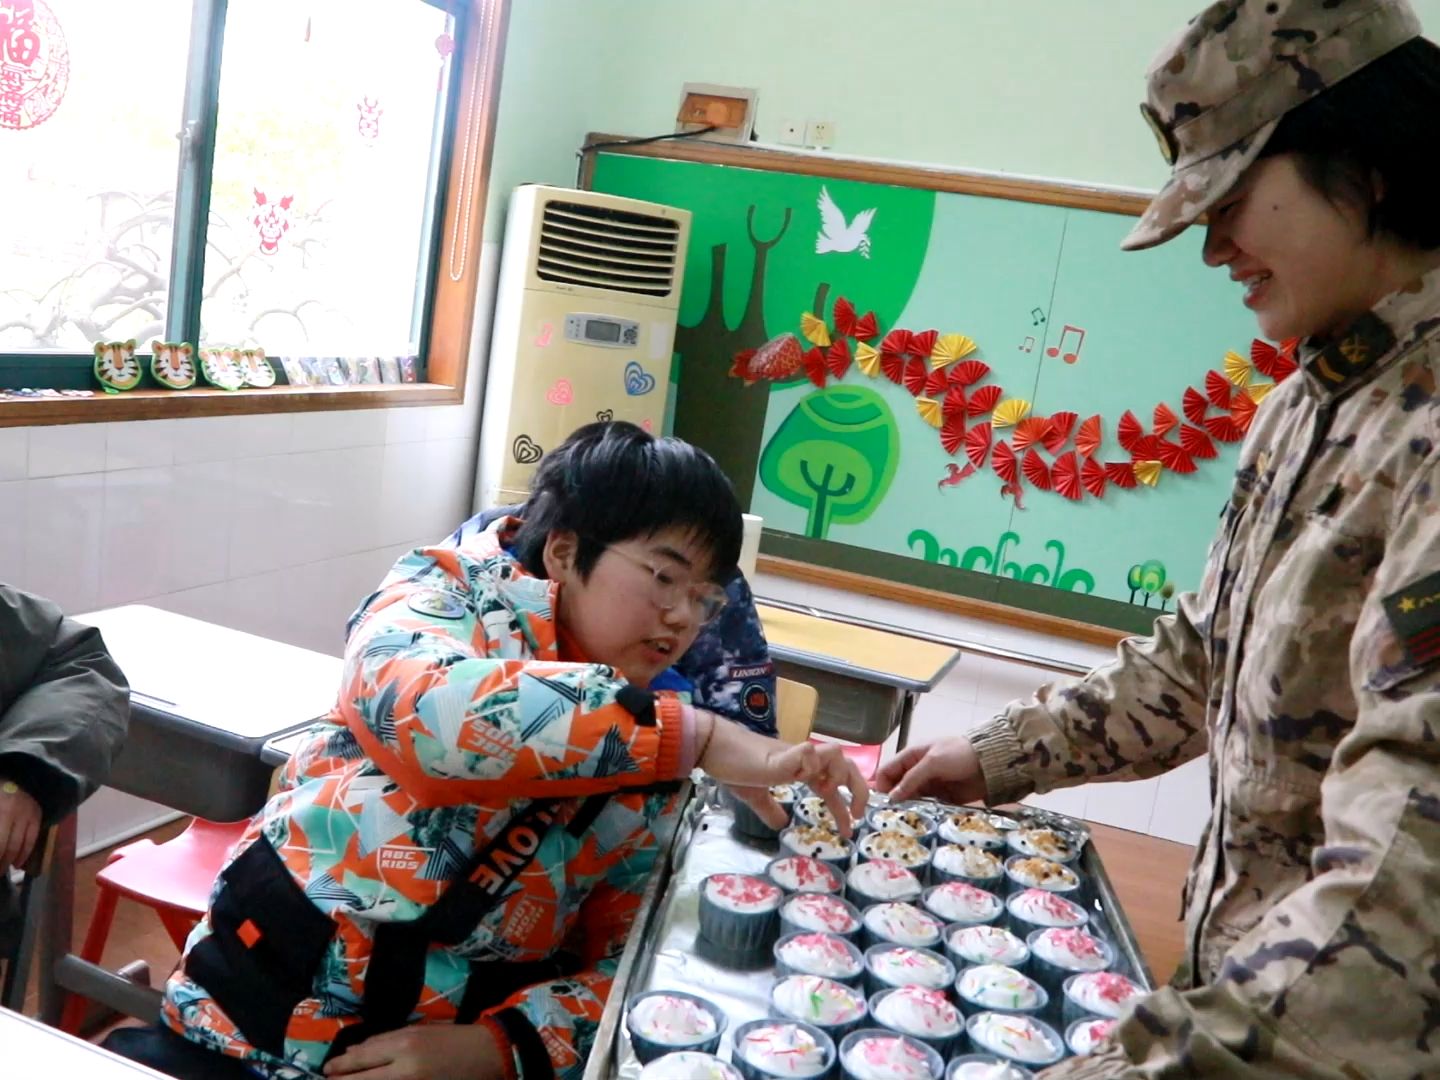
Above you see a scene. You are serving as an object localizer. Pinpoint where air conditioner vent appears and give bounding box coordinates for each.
[537,200,681,296]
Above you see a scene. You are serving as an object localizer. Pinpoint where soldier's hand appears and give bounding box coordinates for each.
[876,738,987,806]
[0,779,42,872]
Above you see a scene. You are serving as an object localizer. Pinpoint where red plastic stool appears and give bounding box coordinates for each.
[60,817,247,1033]
[811,738,884,781]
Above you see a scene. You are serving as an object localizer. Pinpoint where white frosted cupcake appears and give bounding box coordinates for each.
[839,1030,945,1080]
[945,925,1030,970]
[937,812,1005,850]
[1006,827,1080,863]
[775,932,866,984]
[964,1013,1064,1069]
[921,883,1002,926]
[955,965,1047,1018]
[857,831,932,872]
[733,1019,836,1080]
[781,893,863,940]
[1005,887,1088,940]
[861,902,943,950]
[781,825,855,871]
[727,783,802,842]
[870,987,964,1056]
[640,1052,743,1080]
[866,806,937,841]
[944,1057,1035,1080]
[771,975,868,1039]
[863,945,956,996]
[698,874,783,959]
[1002,855,1080,897]
[795,795,840,831]
[626,991,725,1063]
[1027,928,1114,997]
[848,859,923,909]
[930,844,1004,887]
[1063,971,1144,1021]
[1066,1016,1119,1056]
[768,855,844,895]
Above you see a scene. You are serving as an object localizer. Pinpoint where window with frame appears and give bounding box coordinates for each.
[0,0,503,412]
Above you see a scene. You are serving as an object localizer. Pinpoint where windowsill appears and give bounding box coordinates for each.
[0,381,463,428]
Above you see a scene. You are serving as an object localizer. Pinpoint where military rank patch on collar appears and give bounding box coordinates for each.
[1382,569,1440,666]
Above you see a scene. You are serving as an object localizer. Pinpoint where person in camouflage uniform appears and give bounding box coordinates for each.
[881,2,1440,1075]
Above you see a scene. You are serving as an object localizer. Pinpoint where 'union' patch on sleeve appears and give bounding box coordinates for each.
[1382,569,1440,665]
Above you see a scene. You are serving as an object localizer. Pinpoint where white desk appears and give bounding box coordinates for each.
[2,1007,170,1076]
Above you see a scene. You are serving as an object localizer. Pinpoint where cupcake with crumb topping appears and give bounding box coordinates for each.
[781,825,854,873]
[1001,855,1080,899]
[1006,826,1080,864]
[937,812,1006,850]
[866,806,937,844]
[856,830,932,874]
[929,844,1005,890]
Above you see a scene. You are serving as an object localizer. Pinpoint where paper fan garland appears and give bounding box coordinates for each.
[801,312,831,347]
[1247,381,1276,404]
[949,359,990,387]
[992,440,1019,483]
[1183,386,1210,425]
[1152,402,1178,437]
[1044,410,1077,452]
[1011,416,1052,451]
[880,351,907,385]
[1076,414,1103,458]
[942,385,968,417]
[1117,410,1144,452]
[851,310,879,341]
[1052,451,1082,501]
[941,412,966,455]
[1205,414,1244,442]
[1129,434,1164,461]
[1134,460,1163,487]
[1022,448,1052,491]
[1105,461,1139,489]
[917,396,944,428]
[931,332,977,369]
[1179,424,1218,459]
[924,366,949,398]
[1157,440,1196,474]
[1205,370,1233,408]
[909,329,939,359]
[826,339,852,380]
[992,398,1032,427]
[1252,337,1298,380]
[880,329,911,359]
[1223,350,1253,387]
[965,422,992,468]
[1081,456,1107,498]
[1231,390,1258,433]
[832,296,858,336]
[967,384,1003,417]
[856,342,881,378]
[803,347,828,388]
[902,358,930,397]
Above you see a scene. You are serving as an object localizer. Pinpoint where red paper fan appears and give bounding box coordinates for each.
[1081,455,1107,498]
[1105,461,1139,489]
[924,367,949,398]
[833,297,858,338]
[943,385,968,417]
[1012,416,1052,451]
[880,352,907,385]
[967,384,1003,416]
[909,329,939,358]
[1231,390,1258,432]
[965,422,992,468]
[1129,434,1164,461]
[1043,411,1076,452]
[1117,410,1144,452]
[880,329,910,359]
[992,440,1018,483]
[1052,451,1082,500]
[949,359,991,387]
[803,347,827,388]
[1158,440,1197,474]
[1204,414,1244,442]
[1076,414,1102,458]
[941,413,967,456]
[1022,448,1052,491]
[1183,386,1209,425]
[826,339,852,380]
[1251,337,1298,381]
[903,358,930,397]
[1205,370,1233,408]
[1152,402,1178,437]
[852,311,879,342]
[1179,424,1217,459]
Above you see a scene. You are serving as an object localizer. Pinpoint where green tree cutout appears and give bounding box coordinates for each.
[760,386,899,539]
[1126,560,1171,608]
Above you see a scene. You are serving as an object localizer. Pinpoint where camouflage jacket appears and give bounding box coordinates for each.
[968,268,1440,1078]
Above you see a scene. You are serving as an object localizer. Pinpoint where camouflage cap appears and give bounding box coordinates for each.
[1122,0,1422,251]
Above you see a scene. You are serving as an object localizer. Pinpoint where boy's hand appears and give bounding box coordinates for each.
[323,1025,506,1080]
[876,737,987,805]
[0,779,42,871]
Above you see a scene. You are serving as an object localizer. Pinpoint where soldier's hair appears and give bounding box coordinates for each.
[511,421,742,583]
[1260,37,1440,250]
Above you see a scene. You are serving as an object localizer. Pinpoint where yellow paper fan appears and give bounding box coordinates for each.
[1134,459,1163,487]
[1223,350,1253,387]
[991,398,1032,428]
[855,342,881,378]
[1246,381,1276,404]
[800,312,831,348]
[930,332,977,369]
[916,396,944,428]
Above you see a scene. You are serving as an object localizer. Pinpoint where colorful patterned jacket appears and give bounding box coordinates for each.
[968,268,1440,1077]
[162,520,691,1079]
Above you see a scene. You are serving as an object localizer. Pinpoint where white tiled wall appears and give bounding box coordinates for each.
[1,246,500,854]
[754,571,1210,847]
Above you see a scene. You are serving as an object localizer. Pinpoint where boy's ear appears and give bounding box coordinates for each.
[542,530,579,581]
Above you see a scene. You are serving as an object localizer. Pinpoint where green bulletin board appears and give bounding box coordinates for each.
[589,150,1270,634]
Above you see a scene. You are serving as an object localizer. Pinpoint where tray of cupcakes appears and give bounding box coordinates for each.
[590,783,1151,1080]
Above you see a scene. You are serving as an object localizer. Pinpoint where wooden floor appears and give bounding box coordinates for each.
[17,816,1193,1025]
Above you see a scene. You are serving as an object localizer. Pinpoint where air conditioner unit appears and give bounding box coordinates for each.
[474,185,692,511]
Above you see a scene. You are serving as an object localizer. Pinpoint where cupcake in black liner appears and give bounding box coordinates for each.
[767,853,844,895]
[1024,927,1115,1000]
[1061,971,1145,1027]
[936,811,1007,851]
[964,1012,1065,1071]
[1005,887,1089,942]
[862,944,956,998]
[780,824,855,874]
[860,902,943,951]
[1005,826,1082,864]
[868,986,965,1058]
[625,989,726,1064]
[953,964,1049,1020]
[1065,1015,1119,1056]
[774,931,867,986]
[793,794,841,831]
[929,844,1005,890]
[781,892,864,942]
[770,974,870,1042]
[944,924,1031,974]
[921,882,1002,929]
[1001,855,1081,900]
[639,1051,743,1080]
[730,1018,836,1080]
[838,1029,946,1080]
[697,873,784,961]
[855,830,933,876]
[865,805,937,845]
[725,783,803,843]
[944,1055,1036,1080]
[847,858,924,910]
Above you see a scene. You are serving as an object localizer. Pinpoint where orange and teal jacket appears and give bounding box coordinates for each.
[162,519,693,1079]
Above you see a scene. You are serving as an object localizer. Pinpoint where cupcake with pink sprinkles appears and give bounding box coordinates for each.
[1066,1016,1119,1056]
[839,1030,946,1080]
[965,1013,1065,1069]
[945,925,1030,970]
[922,882,1002,927]
[861,902,943,950]
[870,986,964,1056]
[781,893,863,941]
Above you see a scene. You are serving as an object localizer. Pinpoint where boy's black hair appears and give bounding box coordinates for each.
[511,421,742,582]
[1259,37,1440,250]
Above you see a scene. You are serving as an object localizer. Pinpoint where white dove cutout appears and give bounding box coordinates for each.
[816,185,877,258]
